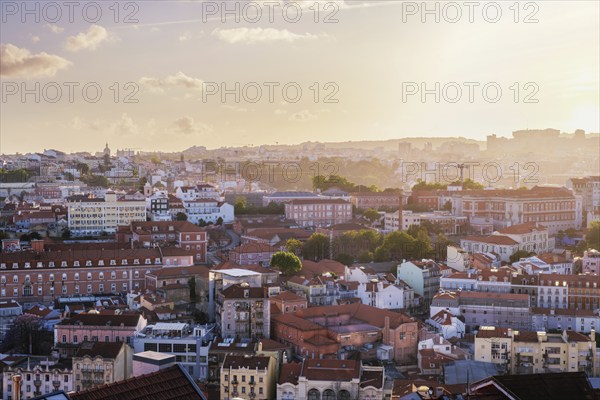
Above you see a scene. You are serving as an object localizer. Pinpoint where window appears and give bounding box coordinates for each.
[308,389,321,400]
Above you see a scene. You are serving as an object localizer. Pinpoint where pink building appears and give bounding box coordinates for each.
[54,313,146,357]
[285,199,353,228]
[229,242,279,266]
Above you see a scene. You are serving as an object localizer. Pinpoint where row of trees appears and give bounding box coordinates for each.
[312,174,402,194]
[234,198,285,215]
[411,178,484,191]
[281,226,452,266]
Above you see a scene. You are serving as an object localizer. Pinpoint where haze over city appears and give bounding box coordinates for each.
[1,2,600,400]
[1,0,599,153]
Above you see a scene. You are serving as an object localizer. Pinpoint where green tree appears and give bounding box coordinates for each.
[77,162,90,175]
[0,315,53,354]
[334,253,354,266]
[302,233,331,261]
[362,208,381,223]
[586,221,600,250]
[216,217,224,226]
[188,277,197,302]
[357,251,373,263]
[198,219,207,227]
[509,249,535,263]
[271,251,302,275]
[175,212,188,221]
[234,197,248,214]
[285,238,303,255]
[442,200,452,211]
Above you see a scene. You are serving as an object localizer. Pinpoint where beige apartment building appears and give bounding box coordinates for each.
[72,341,132,392]
[67,192,146,236]
[475,326,597,376]
[220,355,276,400]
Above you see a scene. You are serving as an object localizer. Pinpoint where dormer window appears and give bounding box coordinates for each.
[110,260,116,266]
[98,260,104,266]
[86,261,92,266]
[155,258,161,264]
[0,263,5,269]
[122,260,128,265]
[145,259,151,265]
[24,262,31,268]
[61,261,67,267]
[37,262,43,268]
[74,261,80,267]
[12,263,18,269]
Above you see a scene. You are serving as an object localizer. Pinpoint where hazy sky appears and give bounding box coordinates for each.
[1,0,598,154]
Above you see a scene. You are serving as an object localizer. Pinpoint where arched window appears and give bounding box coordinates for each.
[308,389,320,400]
[338,390,351,400]
[323,389,335,400]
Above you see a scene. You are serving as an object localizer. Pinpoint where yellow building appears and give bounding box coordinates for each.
[475,326,596,376]
[67,192,146,236]
[220,355,276,400]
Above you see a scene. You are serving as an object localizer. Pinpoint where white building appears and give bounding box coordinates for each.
[426,310,466,339]
[384,210,467,234]
[583,249,600,274]
[356,280,413,310]
[183,199,234,225]
[67,192,146,236]
[132,322,214,380]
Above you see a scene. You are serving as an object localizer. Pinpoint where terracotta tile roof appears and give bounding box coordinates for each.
[60,313,143,327]
[272,313,322,331]
[287,198,351,205]
[298,303,414,329]
[150,265,210,278]
[74,341,124,359]
[497,222,547,235]
[462,235,519,245]
[270,290,305,302]
[222,355,272,370]
[278,361,302,385]
[360,368,384,389]
[220,284,266,299]
[476,327,509,339]
[300,259,346,276]
[566,330,592,342]
[300,359,360,381]
[429,310,453,326]
[70,364,204,400]
[230,242,278,253]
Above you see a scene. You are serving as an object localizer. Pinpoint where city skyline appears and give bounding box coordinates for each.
[1,0,599,154]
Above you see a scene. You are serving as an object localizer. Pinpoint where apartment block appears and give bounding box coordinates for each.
[284,199,353,228]
[67,192,146,236]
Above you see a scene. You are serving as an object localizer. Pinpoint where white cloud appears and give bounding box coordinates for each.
[0,44,71,79]
[65,25,113,52]
[289,109,318,122]
[173,116,212,135]
[274,109,288,115]
[139,72,204,92]
[30,35,40,43]
[45,24,64,34]
[111,113,139,136]
[211,27,324,44]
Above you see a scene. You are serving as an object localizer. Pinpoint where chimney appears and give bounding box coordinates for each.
[12,375,22,400]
